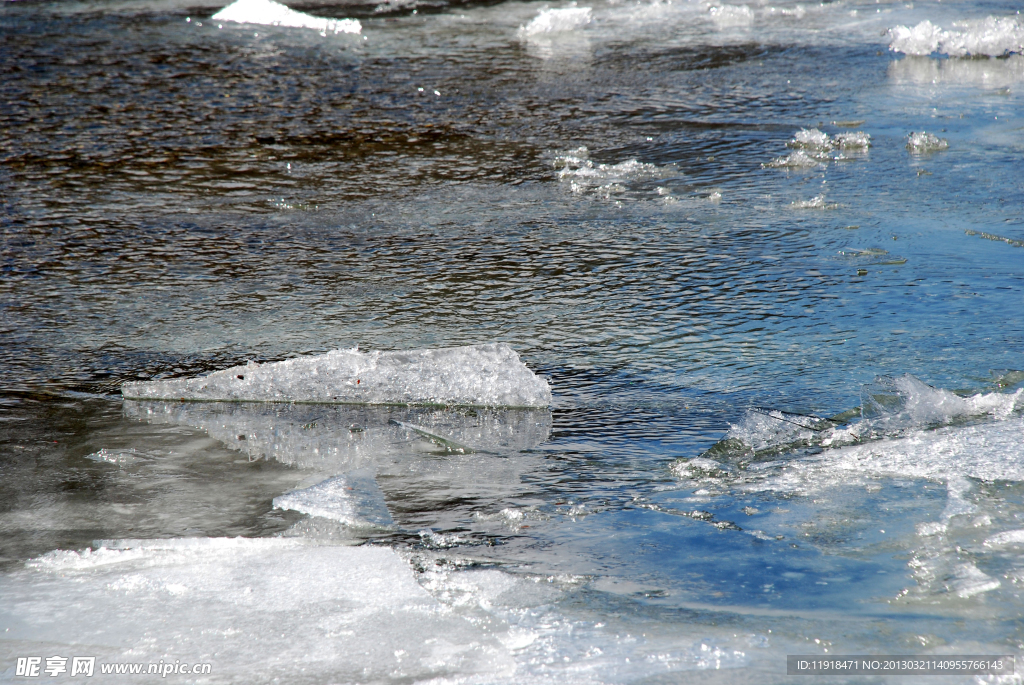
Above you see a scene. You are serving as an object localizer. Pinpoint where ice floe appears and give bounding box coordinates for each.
[211,0,361,34]
[122,343,551,407]
[765,128,870,168]
[2,536,776,683]
[889,16,1024,57]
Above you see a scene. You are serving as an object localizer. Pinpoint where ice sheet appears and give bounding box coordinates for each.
[0,539,518,683]
[122,343,551,408]
[0,537,784,683]
[211,0,361,34]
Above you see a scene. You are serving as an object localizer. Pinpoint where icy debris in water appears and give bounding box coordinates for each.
[765,150,821,168]
[272,471,393,527]
[708,4,753,27]
[790,128,831,151]
[84,448,143,465]
[906,132,948,153]
[553,146,674,197]
[121,343,551,408]
[212,0,361,34]
[790,194,837,209]
[888,16,1024,57]
[520,6,592,36]
[670,457,730,479]
[833,132,871,150]
[766,129,869,168]
[965,229,1024,249]
[418,529,467,548]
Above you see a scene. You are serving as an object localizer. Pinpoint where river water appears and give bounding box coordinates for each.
[1,0,1023,681]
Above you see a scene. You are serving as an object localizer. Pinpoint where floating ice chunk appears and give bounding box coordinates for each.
[212,0,362,34]
[520,6,592,36]
[889,16,1024,57]
[708,4,753,27]
[888,19,944,56]
[122,343,551,407]
[906,131,949,153]
[767,128,868,167]
[834,131,871,150]
[273,472,393,527]
[554,148,675,197]
[789,128,831,151]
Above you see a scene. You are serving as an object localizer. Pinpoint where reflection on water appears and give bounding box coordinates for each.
[126,400,553,534]
[889,54,1024,88]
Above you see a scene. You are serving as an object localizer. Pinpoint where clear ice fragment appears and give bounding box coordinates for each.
[273,471,393,527]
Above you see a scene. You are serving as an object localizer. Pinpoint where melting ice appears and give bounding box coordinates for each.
[122,343,551,408]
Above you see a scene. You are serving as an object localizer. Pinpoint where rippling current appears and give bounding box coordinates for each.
[2,0,1023,681]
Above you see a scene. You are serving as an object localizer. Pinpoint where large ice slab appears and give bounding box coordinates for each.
[122,343,551,408]
[212,0,361,35]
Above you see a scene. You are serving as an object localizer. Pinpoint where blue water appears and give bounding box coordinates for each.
[1,0,1023,681]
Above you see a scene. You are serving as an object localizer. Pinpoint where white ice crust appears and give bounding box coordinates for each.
[888,16,1024,57]
[121,343,552,407]
[211,0,362,34]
